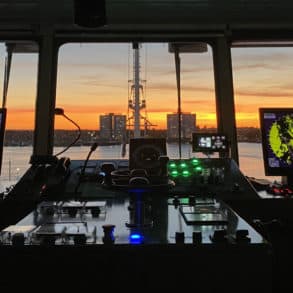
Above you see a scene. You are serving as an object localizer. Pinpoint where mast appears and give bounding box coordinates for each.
[127,43,155,138]
[133,43,141,138]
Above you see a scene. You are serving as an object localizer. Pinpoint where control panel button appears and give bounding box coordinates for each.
[236,229,250,243]
[192,231,202,244]
[175,232,185,244]
[210,230,227,243]
[102,224,116,244]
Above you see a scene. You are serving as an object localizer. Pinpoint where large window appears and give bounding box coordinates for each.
[232,47,293,181]
[55,42,215,159]
[0,43,37,186]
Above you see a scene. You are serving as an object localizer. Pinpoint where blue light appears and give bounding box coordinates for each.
[129,233,144,244]
[129,188,145,193]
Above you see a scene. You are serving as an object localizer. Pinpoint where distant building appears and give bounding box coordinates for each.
[167,113,196,140]
[113,115,127,140]
[100,114,113,139]
[99,113,126,141]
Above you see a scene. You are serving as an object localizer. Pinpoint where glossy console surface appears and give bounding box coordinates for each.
[0,158,272,292]
[1,158,265,245]
[1,195,264,246]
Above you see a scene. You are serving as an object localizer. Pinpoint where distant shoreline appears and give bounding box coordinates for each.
[3,128,262,146]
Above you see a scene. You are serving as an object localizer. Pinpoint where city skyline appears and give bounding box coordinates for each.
[1,43,293,130]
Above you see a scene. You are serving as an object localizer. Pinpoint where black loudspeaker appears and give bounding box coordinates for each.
[129,138,167,175]
[74,0,106,28]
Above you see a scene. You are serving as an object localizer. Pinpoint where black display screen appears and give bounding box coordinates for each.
[0,108,6,175]
[192,133,228,153]
[259,108,293,176]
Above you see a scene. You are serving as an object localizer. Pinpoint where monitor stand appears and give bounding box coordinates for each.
[282,174,293,189]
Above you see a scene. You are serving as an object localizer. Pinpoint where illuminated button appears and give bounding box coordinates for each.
[169,162,177,168]
[170,170,179,177]
[191,158,199,165]
[129,233,144,244]
[195,166,202,172]
[182,170,190,177]
[180,162,187,168]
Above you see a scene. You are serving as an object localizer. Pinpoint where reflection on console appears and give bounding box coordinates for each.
[0,135,272,292]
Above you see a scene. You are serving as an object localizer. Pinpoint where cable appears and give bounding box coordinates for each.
[54,108,81,157]
[174,47,182,159]
[74,142,98,193]
[80,142,98,178]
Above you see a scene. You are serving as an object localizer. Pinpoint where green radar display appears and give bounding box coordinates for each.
[260,108,293,176]
[269,115,293,164]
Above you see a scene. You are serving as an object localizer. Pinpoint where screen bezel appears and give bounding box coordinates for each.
[0,108,6,175]
[259,107,293,176]
[191,133,228,153]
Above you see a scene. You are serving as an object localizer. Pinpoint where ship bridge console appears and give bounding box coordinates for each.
[0,137,272,292]
[4,1,293,292]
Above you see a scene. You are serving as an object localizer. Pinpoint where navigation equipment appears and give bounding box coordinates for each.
[192,133,228,153]
[259,108,293,180]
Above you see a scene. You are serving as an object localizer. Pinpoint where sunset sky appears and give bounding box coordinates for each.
[1,42,293,130]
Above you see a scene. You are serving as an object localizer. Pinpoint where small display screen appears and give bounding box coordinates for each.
[259,108,293,176]
[0,108,6,175]
[192,133,228,153]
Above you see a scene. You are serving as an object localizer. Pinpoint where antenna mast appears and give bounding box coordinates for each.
[127,43,155,138]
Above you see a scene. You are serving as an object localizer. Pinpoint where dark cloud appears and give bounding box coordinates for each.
[149,82,214,92]
[233,63,280,71]
[147,107,176,112]
[56,104,127,114]
[235,88,293,98]
[59,62,127,71]
[162,66,213,75]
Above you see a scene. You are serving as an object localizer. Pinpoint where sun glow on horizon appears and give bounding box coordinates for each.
[5,107,260,130]
[2,44,293,131]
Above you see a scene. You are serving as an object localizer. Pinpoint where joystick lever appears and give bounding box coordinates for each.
[102,224,115,244]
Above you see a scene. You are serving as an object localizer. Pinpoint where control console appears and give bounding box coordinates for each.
[0,153,272,292]
[1,196,259,246]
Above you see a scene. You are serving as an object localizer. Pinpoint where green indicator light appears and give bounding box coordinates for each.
[171,170,179,177]
[180,163,187,168]
[195,166,202,171]
[181,198,189,204]
[169,163,177,168]
[191,159,199,165]
[182,170,190,177]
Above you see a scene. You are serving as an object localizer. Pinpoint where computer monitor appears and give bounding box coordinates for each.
[0,108,6,175]
[259,108,293,177]
[192,133,228,153]
[129,138,167,175]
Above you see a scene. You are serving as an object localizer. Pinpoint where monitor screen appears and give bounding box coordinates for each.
[0,108,6,175]
[192,133,228,153]
[259,108,293,176]
[129,138,167,173]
